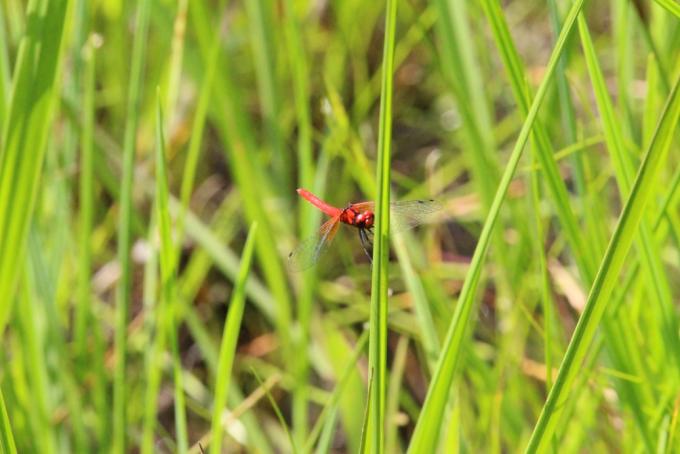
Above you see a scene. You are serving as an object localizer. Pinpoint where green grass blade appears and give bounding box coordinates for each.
[209,222,258,454]
[155,93,188,453]
[75,35,96,354]
[189,0,293,369]
[525,72,680,453]
[0,4,11,124]
[282,0,316,445]
[113,0,151,450]
[162,0,188,123]
[305,332,368,452]
[654,0,680,19]
[407,1,586,451]
[366,0,398,452]
[578,12,679,369]
[0,0,70,331]
[245,0,288,190]
[0,387,16,454]
[480,0,597,281]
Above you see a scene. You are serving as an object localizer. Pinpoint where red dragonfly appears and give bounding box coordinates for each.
[288,188,440,270]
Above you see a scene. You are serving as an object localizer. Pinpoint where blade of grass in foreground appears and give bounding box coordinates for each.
[113,0,151,450]
[155,95,188,453]
[407,0,586,451]
[210,222,258,454]
[525,73,680,453]
[365,0,398,452]
[0,0,70,331]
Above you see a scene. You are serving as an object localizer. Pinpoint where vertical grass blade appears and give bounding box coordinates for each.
[209,222,258,454]
[0,0,70,331]
[525,73,680,453]
[75,35,96,353]
[365,0,398,452]
[112,0,151,450]
[282,0,315,445]
[155,94,188,453]
[407,1,586,451]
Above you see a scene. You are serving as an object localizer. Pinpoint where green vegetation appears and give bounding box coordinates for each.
[0,0,678,452]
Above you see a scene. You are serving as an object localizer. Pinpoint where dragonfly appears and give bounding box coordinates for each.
[288,188,440,270]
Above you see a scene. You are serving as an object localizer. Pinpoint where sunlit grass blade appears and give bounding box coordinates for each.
[0,0,70,331]
[209,222,258,454]
[113,0,151,450]
[407,0,586,451]
[162,0,188,124]
[654,0,680,19]
[525,72,680,453]
[155,94,188,453]
[365,0,398,452]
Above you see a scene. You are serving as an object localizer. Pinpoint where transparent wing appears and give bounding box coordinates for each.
[287,215,342,271]
[351,199,441,233]
[389,199,442,232]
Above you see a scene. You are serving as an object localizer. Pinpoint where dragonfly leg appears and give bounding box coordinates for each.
[358,228,373,263]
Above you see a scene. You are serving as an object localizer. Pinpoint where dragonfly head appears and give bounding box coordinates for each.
[355,210,374,229]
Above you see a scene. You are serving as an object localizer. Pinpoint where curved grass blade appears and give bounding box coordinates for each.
[525,72,680,454]
[407,0,587,451]
[210,222,258,454]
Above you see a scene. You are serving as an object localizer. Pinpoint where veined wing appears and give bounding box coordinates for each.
[351,199,441,233]
[288,215,342,271]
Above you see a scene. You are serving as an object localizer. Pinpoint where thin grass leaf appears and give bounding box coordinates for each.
[525,72,680,453]
[113,0,151,450]
[365,0,398,452]
[481,0,597,281]
[407,1,587,451]
[0,387,16,454]
[304,332,368,452]
[282,0,316,445]
[210,222,258,454]
[189,0,293,368]
[155,94,188,453]
[0,3,11,125]
[578,12,680,369]
[75,35,96,355]
[251,367,298,454]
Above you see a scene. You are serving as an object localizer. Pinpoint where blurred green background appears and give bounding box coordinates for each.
[0,0,679,452]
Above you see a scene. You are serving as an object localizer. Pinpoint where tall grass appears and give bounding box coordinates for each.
[0,0,678,452]
[365,0,398,452]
